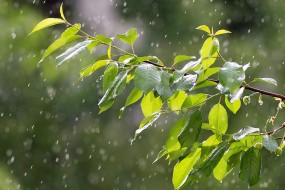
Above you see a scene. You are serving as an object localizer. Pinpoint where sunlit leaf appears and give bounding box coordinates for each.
[201,37,219,69]
[141,91,162,117]
[189,142,229,184]
[225,95,241,114]
[181,59,201,73]
[239,148,261,187]
[262,135,278,153]
[40,35,81,63]
[215,29,231,36]
[182,93,207,109]
[208,104,228,134]
[172,148,201,189]
[253,78,277,86]
[196,25,211,34]
[29,18,66,35]
[99,99,114,114]
[167,91,187,112]
[178,110,202,148]
[61,24,81,37]
[233,126,260,140]
[80,60,109,79]
[107,44,112,59]
[94,34,113,44]
[60,3,66,21]
[134,64,161,93]
[229,87,244,103]
[116,28,138,46]
[219,62,245,93]
[56,40,93,67]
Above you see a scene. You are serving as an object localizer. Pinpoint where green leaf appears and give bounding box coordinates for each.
[201,37,219,69]
[233,126,260,141]
[225,95,241,114]
[219,62,245,93]
[196,25,211,34]
[215,29,231,36]
[262,135,278,153]
[208,104,228,134]
[116,28,138,46]
[171,74,197,91]
[99,99,114,114]
[134,64,161,93]
[173,55,196,66]
[182,94,207,109]
[165,118,187,153]
[239,148,261,187]
[80,60,109,79]
[29,18,66,35]
[172,148,201,189]
[61,24,81,37]
[155,71,173,100]
[167,91,187,112]
[124,88,144,108]
[60,3,66,21]
[87,41,101,53]
[107,44,112,59]
[56,40,93,67]
[189,142,229,184]
[229,87,244,103]
[141,91,162,117]
[135,112,161,138]
[178,110,202,148]
[98,71,127,106]
[136,56,160,63]
[94,35,113,44]
[103,62,118,93]
[213,142,245,182]
[253,78,277,86]
[40,35,81,63]
[181,59,201,73]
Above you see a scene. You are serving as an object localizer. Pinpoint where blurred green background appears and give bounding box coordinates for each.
[1,0,285,189]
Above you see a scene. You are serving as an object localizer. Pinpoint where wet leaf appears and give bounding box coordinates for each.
[80,60,109,79]
[208,104,228,134]
[135,112,161,138]
[239,148,261,187]
[225,95,241,114]
[103,62,118,93]
[253,78,277,86]
[116,28,138,46]
[173,55,196,66]
[134,64,161,93]
[141,91,162,117]
[262,135,278,153]
[167,91,187,112]
[233,126,260,140]
[201,37,219,69]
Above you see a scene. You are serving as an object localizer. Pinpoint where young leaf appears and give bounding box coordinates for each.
[262,135,278,153]
[201,37,219,69]
[215,29,231,36]
[29,18,66,35]
[219,62,245,93]
[103,62,118,93]
[94,35,113,44]
[135,112,161,138]
[253,78,277,86]
[124,88,144,108]
[239,148,261,187]
[172,148,201,189]
[116,28,138,46]
[134,64,161,93]
[178,110,202,148]
[40,35,81,63]
[167,91,187,112]
[107,44,112,59]
[225,95,241,114]
[56,40,93,67]
[99,99,114,114]
[141,91,162,117]
[196,25,211,34]
[208,104,228,134]
[80,60,109,79]
[60,3,66,21]
[233,126,260,141]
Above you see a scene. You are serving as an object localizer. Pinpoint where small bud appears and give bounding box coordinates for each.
[243,96,251,105]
